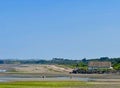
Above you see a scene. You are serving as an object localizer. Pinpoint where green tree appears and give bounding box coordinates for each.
[113,63,120,70]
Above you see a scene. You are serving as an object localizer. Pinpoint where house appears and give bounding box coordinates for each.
[88,61,112,70]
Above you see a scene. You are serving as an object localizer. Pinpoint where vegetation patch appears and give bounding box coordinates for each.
[0,81,91,88]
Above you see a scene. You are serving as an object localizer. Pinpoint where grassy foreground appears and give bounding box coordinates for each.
[0,81,90,88]
[0,81,120,88]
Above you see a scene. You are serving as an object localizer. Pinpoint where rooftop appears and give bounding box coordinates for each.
[88,61,111,68]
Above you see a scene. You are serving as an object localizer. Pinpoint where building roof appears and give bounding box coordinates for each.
[88,61,111,68]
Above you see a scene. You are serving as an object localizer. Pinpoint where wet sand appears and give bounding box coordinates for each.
[0,73,120,82]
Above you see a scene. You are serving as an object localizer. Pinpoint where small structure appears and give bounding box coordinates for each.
[88,61,112,70]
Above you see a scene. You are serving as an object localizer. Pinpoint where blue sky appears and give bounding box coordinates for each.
[0,0,120,59]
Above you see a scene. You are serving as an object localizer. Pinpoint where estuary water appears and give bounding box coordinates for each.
[0,76,91,82]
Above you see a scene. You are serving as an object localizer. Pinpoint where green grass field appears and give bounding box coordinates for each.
[0,81,91,88]
[0,81,120,88]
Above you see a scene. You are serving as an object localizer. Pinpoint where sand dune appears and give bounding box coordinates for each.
[13,64,73,73]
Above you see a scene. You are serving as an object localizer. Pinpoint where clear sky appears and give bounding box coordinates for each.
[0,0,120,60]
